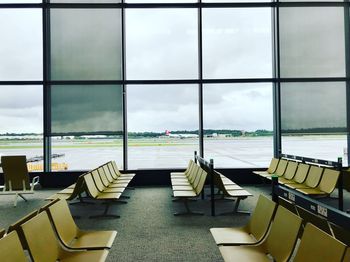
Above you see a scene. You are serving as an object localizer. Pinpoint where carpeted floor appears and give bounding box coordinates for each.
[0,185,348,261]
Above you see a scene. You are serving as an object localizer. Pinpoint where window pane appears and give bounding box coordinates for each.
[0,9,42,81]
[51,85,123,135]
[281,82,347,163]
[127,85,199,168]
[125,9,198,80]
[51,135,123,171]
[127,0,195,2]
[279,7,345,78]
[203,8,273,79]
[0,86,43,172]
[203,83,273,168]
[50,9,122,80]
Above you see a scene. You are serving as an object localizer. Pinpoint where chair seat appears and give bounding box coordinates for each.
[60,249,109,262]
[171,180,191,186]
[59,188,75,194]
[46,193,72,200]
[173,190,196,198]
[226,189,252,198]
[102,187,123,193]
[277,177,293,184]
[295,188,327,195]
[284,183,311,189]
[224,185,243,190]
[71,231,117,249]
[172,185,193,191]
[96,192,122,199]
[219,245,270,262]
[210,227,257,245]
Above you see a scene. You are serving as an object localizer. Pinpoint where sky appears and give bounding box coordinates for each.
[0,4,345,134]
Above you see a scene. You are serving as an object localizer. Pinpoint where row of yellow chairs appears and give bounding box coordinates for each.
[171,160,208,215]
[211,194,349,262]
[47,161,135,218]
[255,158,340,196]
[0,198,116,261]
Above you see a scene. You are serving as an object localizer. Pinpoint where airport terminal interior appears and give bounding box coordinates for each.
[1,0,350,261]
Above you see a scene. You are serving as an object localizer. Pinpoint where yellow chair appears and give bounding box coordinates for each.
[219,206,302,262]
[258,159,288,178]
[0,231,27,262]
[343,248,350,262]
[272,161,298,182]
[110,161,135,180]
[7,210,38,250]
[0,155,40,206]
[210,195,276,245]
[253,157,279,177]
[171,160,195,179]
[47,199,117,249]
[294,223,346,262]
[21,212,109,262]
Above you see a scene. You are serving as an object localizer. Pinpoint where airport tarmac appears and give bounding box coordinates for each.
[0,135,347,171]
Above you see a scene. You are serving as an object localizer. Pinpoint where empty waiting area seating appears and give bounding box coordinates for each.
[210,194,276,245]
[171,162,208,216]
[22,212,109,261]
[219,205,302,262]
[46,199,117,250]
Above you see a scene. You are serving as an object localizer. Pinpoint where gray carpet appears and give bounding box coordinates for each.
[0,185,348,261]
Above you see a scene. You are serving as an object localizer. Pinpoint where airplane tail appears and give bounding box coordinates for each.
[165,130,170,136]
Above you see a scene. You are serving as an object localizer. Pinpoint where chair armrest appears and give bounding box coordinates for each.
[30,176,40,191]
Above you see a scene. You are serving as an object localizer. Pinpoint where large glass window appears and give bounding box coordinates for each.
[127,85,199,169]
[202,8,273,79]
[50,85,123,171]
[203,83,273,168]
[0,9,42,81]
[125,9,198,80]
[281,82,347,164]
[279,7,345,78]
[0,86,43,172]
[50,8,122,81]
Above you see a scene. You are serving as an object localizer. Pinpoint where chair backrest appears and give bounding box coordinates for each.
[7,210,38,250]
[0,231,27,262]
[1,155,30,190]
[248,195,277,242]
[318,168,340,194]
[103,165,114,181]
[107,162,119,180]
[91,169,106,192]
[47,199,78,247]
[213,171,226,193]
[266,206,302,262]
[304,166,324,188]
[194,169,207,195]
[275,159,288,177]
[296,206,332,235]
[83,172,99,198]
[111,161,122,176]
[97,167,111,187]
[189,165,200,184]
[267,158,279,174]
[283,161,298,180]
[21,212,61,262]
[185,160,195,177]
[293,163,310,184]
[294,223,346,262]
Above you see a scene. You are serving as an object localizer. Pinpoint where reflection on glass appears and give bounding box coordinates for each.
[51,85,123,135]
[0,9,43,81]
[126,9,198,80]
[280,7,345,77]
[203,83,273,168]
[50,9,122,80]
[51,135,123,171]
[127,85,199,168]
[0,86,43,172]
[203,8,272,79]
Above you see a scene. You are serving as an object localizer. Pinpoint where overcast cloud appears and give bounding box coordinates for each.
[0,4,345,134]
